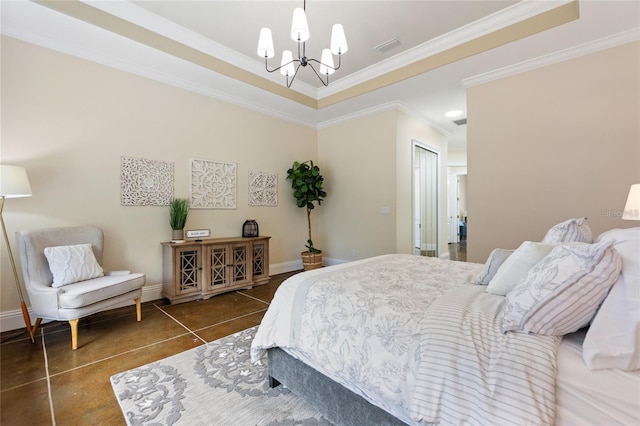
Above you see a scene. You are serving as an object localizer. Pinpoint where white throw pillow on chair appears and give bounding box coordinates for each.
[44,243,104,287]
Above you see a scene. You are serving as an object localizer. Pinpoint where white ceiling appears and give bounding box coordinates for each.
[2,1,639,151]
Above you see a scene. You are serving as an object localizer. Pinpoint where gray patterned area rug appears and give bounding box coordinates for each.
[111,326,331,425]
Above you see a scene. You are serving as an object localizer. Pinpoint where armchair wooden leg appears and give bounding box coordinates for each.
[134,297,141,322]
[69,319,79,350]
[29,318,43,342]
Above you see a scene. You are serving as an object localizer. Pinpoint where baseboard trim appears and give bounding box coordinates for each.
[0,261,312,333]
[269,260,302,275]
[0,284,164,333]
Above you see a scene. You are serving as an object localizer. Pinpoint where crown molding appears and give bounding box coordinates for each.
[1,1,319,128]
[462,28,640,88]
[317,101,448,136]
[82,0,322,99]
[318,0,574,98]
[86,0,574,100]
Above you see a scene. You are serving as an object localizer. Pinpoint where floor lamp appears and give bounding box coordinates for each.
[622,183,640,221]
[0,165,37,342]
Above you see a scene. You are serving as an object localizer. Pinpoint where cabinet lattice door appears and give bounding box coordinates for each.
[232,243,249,284]
[209,246,227,287]
[204,242,250,291]
[177,247,200,294]
[252,241,268,282]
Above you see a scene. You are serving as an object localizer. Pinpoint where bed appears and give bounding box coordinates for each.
[251,222,640,425]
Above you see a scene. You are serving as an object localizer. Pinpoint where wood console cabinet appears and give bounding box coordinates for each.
[161,236,270,304]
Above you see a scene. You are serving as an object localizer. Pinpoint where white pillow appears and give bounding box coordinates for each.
[583,227,640,370]
[502,240,621,336]
[476,248,514,285]
[485,242,556,295]
[44,243,104,287]
[542,217,593,244]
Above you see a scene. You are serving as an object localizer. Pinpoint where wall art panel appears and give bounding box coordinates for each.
[248,171,278,207]
[121,156,174,206]
[190,158,237,209]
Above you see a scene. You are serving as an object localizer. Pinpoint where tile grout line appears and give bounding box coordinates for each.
[44,331,198,380]
[152,302,207,345]
[4,301,268,389]
[1,293,279,399]
[190,309,268,335]
[27,303,199,382]
[40,328,57,426]
[235,291,271,306]
[39,305,269,382]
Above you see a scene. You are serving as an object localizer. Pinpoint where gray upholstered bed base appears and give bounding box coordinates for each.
[267,347,408,426]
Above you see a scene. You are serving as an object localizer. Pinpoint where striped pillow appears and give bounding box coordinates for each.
[501,240,621,336]
[476,248,514,285]
[542,217,593,243]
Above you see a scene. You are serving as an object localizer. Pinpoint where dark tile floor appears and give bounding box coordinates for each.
[449,242,467,262]
[0,272,296,426]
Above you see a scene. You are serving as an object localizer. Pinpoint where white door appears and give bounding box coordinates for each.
[413,142,438,257]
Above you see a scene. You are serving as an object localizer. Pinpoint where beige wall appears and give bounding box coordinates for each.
[1,37,317,313]
[467,41,640,263]
[448,150,467,167]
[1,36,450,323]
[317,110,398,260]
[317,109,448,261]
[396,111,449,257]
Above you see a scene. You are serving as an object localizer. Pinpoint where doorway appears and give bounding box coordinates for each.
[413,142,439,257]
[447,167,467,244]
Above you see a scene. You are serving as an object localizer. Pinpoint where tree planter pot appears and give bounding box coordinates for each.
[301,251,322,270]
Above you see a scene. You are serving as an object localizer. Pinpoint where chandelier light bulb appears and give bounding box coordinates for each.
[280,50,295,76]
[330,24,348,55]
[290,8,310,42]
[257,28,275,58]
[319,49,335,75]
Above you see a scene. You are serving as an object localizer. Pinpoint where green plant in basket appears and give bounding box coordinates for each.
[286,160,326,254]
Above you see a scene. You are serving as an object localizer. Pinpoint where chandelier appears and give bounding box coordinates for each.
[256,0,348,88]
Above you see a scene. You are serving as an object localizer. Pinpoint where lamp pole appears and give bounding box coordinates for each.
[1,165,39,342]
[0,196,37,342]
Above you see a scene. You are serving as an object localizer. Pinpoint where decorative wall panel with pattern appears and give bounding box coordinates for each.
[248,171,278,207]
[120,156,174,206]
[189,158,237,209]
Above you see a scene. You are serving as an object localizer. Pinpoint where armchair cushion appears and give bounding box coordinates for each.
[44,243,104,287]
[58,273,145,309]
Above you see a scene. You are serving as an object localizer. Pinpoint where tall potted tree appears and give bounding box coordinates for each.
[169,198,190,242]
[286,160,327,270]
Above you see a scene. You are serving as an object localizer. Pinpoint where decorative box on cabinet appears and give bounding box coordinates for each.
[161,236,270,304]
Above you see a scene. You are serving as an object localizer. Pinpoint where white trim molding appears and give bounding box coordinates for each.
[463,28,640,88]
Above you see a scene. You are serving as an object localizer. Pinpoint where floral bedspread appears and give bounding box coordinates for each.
[251,254,560,425]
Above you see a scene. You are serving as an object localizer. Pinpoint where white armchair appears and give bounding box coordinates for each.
[15,226,145,350]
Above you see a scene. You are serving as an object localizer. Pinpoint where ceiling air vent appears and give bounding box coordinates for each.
[453,118,467,126]
[374,37,401,54]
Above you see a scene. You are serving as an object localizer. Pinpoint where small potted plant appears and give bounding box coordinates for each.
[169,198,189,242]
[286,160,327,270]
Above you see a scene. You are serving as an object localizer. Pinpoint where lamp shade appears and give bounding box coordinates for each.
[622,183,640,220]
[330,24,348,55]
[0,165,32,198]
[280,50,295,76]
[319,49,335,75]
[290,8,309,42]
[257,28,275,58]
